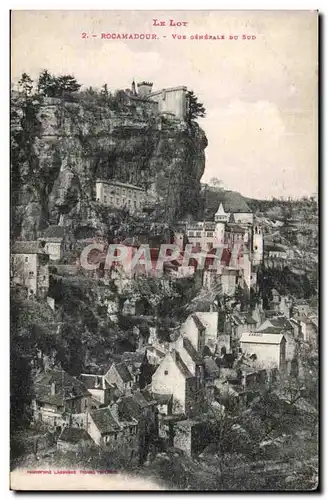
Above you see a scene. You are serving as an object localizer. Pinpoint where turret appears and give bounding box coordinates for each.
[137,81,153,97]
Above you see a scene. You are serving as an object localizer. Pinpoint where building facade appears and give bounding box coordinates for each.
[95,179,146,213]
[11,241,49,298]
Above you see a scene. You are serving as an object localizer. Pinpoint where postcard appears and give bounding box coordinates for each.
[10,10,318,491]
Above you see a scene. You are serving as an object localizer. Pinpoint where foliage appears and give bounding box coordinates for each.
[187,90,206,121]
[37,70,81,97]
[18,73,34,96]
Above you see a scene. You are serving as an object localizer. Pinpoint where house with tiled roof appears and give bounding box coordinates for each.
[151,350,204,417]
[11,240,49,298]
[80,374,115,406]
[104,362,133,394]
[87,405,138,447]
[33,369,92,428]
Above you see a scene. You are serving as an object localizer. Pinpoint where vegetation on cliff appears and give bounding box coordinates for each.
[11,71,207,240]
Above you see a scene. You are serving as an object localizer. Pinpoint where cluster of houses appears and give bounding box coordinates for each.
[11,187,318,458]
[31,282,317,457]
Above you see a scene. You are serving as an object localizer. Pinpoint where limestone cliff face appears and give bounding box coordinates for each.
[11,94,207,239]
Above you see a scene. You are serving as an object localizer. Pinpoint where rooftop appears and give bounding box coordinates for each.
[80,374,114,391]
[109,362,133,383]
[35,369,90,402]
[90,407,121,435]
[11,240,47,255]
[58,427,92,444]
[171,350,194,379]
[183,337,203,365]
[240,332,284,344]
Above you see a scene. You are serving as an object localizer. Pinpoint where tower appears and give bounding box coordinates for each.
[252,225,263,265]
[137,81,153,97]
[131,79,137,95]
[213,221,225,248]
[213,203,229,248]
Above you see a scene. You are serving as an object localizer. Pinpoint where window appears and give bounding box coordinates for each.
[164,370,168,375]
[206,232,213,237]
[104,196,107,203]
[116,198,120,205]
[196,231,202,237]
[130,427,133,435]
[25,257,29,262]
[114,433,117,440]
[188,231,194,237]
[29,271,34,277]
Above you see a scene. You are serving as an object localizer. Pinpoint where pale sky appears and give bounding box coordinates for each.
[11,10,318,199]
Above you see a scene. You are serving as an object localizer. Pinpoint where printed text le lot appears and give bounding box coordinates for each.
[153,19,188,27]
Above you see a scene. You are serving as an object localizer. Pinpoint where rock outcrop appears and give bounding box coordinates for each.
[11,93,207,239]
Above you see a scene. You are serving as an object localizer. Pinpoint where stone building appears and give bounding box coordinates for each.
[32,369,92,429]
[39,225,74,261]
[95,179,146,213]
[240,332,287,370]
[135,81,188,120]
[11,240,49,298]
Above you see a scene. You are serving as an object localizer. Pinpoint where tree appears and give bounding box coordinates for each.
[36,71,81,97]
[55,74,81,95]
[208,177,224,190]
[37,69,56,96]
[187,90,206,121]
[18,73,33,96]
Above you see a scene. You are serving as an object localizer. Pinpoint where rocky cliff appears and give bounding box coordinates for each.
[11,93,207,240]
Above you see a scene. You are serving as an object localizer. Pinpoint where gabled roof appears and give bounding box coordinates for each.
[34,385,64,407]
[109,362,133,383]
[172,351,194,379]
[269,317,293,330]
[11,241,47,255]
[191,314,206,332]
[35,369,90,402]
[240,332,284,344]
[152,393,173,405]
[183,337,203,365]
[80,374,113,391]
[90,407,121,435]
[58,427,92,444]
[119,391,150,420]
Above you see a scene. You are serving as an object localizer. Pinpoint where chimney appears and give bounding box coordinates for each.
[51,382,56,395]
